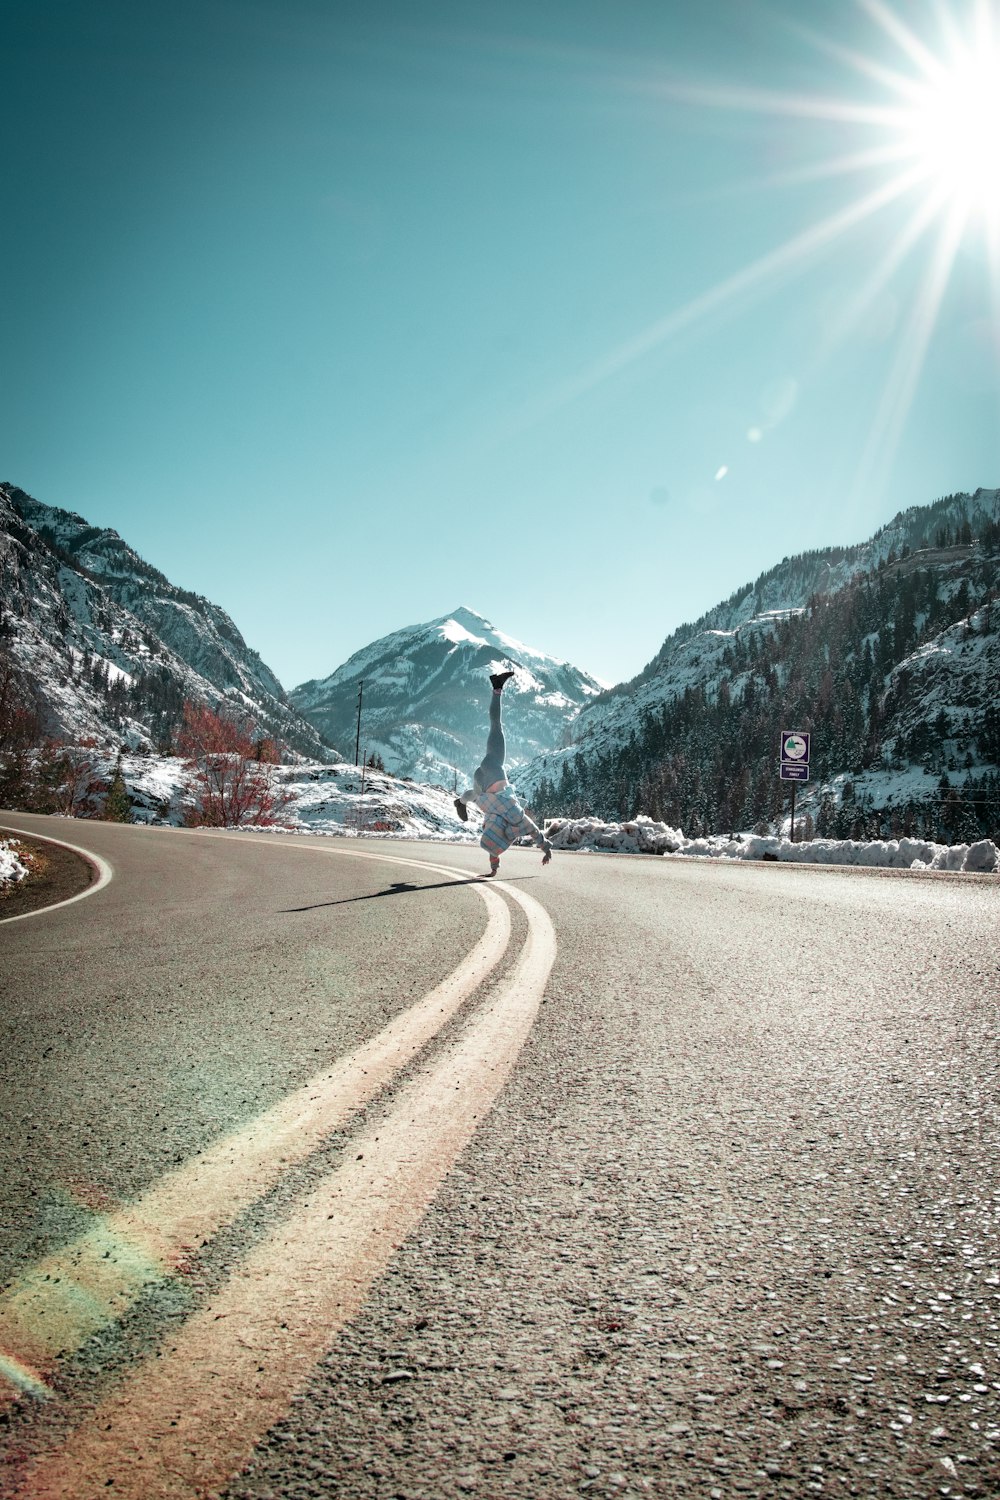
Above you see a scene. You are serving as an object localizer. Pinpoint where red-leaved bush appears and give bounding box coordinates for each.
[177,703,292,828]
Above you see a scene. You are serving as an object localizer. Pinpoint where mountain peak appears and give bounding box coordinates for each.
[446,605,493,630]
[292,608,603,783]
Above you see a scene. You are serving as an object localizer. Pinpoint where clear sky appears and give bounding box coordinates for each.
[3,0,998,689]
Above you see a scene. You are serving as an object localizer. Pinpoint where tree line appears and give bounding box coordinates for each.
[531,539,999,845]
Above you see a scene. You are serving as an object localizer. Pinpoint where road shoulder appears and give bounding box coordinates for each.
[0,829,96,921]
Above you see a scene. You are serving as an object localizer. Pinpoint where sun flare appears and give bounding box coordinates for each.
[896,23,1000,222]
[542,0,1000,504]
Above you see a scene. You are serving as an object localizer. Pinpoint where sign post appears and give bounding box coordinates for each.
[779,730,810,842]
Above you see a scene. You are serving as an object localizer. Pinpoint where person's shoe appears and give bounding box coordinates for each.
[486,856,500,877]
[490,670,515,691]
[454,799,468,822]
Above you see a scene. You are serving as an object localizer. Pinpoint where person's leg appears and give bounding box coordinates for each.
[474,684,507,788]
[484,688,506,769]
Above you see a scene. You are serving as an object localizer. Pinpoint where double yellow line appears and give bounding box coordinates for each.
[2,846,556,1498]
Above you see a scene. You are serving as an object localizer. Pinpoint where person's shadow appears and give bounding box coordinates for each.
[282,878,481,912]
[282,873,535,912]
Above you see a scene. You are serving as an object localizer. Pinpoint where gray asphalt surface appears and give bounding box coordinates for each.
[2,815,999,1499]
[0,815,485,1290]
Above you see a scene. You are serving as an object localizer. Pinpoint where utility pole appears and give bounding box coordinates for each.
[355,680,363,767]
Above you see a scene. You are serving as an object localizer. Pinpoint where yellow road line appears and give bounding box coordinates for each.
[14,879,556,1500]
[0,849,508,1404]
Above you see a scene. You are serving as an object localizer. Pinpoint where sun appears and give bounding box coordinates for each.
[893,11,1000,225]
[538,0,1000,502]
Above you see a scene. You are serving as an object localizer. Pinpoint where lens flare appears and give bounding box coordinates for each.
[898,41,1000,219]
[528,0,999,512]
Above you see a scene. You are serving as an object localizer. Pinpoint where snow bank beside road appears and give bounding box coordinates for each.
[544,816,999,874]
[543,815,685,856]
[682,832,999,874]
[0,840,29,889]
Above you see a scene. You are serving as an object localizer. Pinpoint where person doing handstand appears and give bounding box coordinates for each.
[455,670,553,878]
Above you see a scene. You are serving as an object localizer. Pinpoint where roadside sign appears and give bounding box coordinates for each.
[780,730,810,763]
[778,729,811,842]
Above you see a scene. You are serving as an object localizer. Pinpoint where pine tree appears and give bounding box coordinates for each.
[103,757,132,823]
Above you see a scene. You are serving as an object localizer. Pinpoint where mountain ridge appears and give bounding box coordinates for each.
[524,487,1000,847]
[4,478,996,850]
[0,483,336,760]
[591,487,999,713]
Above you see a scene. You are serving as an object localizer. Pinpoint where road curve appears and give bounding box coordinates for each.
[1,815,998,1500]
[14,866,556,1499]
[0,844,513,1405]
[0,822,112,924]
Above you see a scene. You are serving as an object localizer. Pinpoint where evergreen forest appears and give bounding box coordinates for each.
[532,522,1000,846]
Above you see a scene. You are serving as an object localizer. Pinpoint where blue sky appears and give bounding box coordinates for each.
[3,0,998,688]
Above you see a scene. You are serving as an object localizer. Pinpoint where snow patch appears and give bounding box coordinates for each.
[545,815,685,855]
[92,753,477,841]
[272,764,474,841]
[0,840,30,889]
[545,816,998,874]
[440,618,488,648]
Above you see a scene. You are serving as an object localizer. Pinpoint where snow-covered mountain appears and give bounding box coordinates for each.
[0,483,335,759]
[291,606,604,786]
[556,487,1000,752]
[523,488,1000,846]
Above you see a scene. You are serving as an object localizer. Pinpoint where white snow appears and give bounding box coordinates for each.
[0,840,30,889]
[270,763,475,842]
[101,658,133,687]
[83,753,478,841]
[544,815,999,874]
[544,815,686,856]
[440,619,488,648]
[756,608,806,623]
[13,751,996,877]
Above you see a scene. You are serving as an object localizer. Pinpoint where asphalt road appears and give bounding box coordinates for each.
[1,813,998,1500]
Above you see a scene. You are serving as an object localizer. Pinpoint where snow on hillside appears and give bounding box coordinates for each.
[884,598,1000,756]
[520,488,1000,847]
[6,767,994,883]
[273,764,472,841]
[557,487,1000,747]
[53,752,476,843]
[0,484,332,759]
[291,606,604,785]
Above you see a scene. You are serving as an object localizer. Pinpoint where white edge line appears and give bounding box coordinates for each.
[0,825,114,924]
